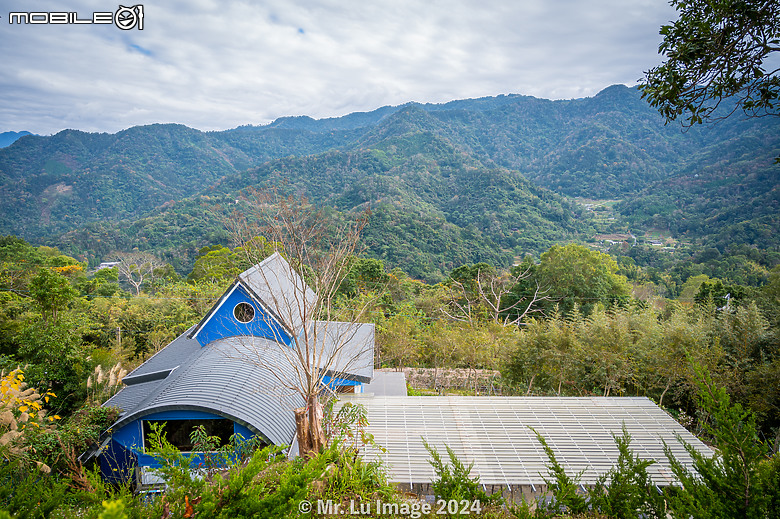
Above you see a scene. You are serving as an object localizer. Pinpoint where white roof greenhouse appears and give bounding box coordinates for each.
[337,395,712,502]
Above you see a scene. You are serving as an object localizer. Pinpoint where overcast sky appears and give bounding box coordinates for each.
[0,0,677,135]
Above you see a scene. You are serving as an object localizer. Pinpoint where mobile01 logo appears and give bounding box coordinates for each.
[6,5,144,30]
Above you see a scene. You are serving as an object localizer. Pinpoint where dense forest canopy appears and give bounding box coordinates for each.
[0,85,777,283]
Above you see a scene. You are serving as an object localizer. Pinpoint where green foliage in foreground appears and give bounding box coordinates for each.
[519,370,780,519]
[114,421,394,519]
[588,428,665,519]
[423,438,500,507]
[2,376,779,518]
[531,428,589,516]
[0,460,70,518]
[98,500,128,519]
[663,367,778,519]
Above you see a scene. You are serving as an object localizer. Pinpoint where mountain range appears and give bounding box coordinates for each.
[1,85,778,281]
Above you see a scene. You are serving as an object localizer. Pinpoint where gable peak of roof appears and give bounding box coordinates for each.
[237,252,317,334]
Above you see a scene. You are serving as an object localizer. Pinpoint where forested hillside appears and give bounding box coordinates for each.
[216,114,588,280]
[0,85,778,281]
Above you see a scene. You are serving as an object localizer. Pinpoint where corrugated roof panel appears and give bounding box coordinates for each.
[102,379,166,417]
[125,327,199,377]
[337,395,712,487]
[314,320,374,382]
[106,336,305,446]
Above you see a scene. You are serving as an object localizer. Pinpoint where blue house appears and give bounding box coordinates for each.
[83,252,374,486]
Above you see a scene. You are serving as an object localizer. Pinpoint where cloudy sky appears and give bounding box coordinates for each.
[0,0,677,135]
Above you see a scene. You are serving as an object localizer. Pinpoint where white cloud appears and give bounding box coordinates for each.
[0,0,676,134]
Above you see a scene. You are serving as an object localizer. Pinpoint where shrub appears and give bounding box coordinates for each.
[188,444,294,518]
[98,500,128,519]
[29,404,119,481]
[0,369,60,468]
[757,454,780,519]
[423,438,501,507]
[587,425,665,519]
[0,459,69,518]
[531,428,589,516]
[663,366,771,519]
[318,442,393,502]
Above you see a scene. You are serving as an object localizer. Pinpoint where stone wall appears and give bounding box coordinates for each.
[393,367,502,394]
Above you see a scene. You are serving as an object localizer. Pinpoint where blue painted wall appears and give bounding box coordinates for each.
[194,284,292,347]
[100,409,266,479]
[99,439,137,484]
[322,375,363,393]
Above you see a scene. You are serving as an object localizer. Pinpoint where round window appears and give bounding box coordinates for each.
[233,302,255,323]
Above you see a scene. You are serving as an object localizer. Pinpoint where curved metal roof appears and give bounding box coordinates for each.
[104,332,305,446]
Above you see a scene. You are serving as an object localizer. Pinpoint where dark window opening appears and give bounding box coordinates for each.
[233,302,255,323]
[143,418,234,452]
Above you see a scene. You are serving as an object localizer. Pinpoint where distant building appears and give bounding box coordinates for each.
[592,233,636,247]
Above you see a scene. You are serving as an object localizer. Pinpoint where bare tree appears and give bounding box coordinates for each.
[115,251,165,296]
[443,265,549,327]
[227,189,373,457]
